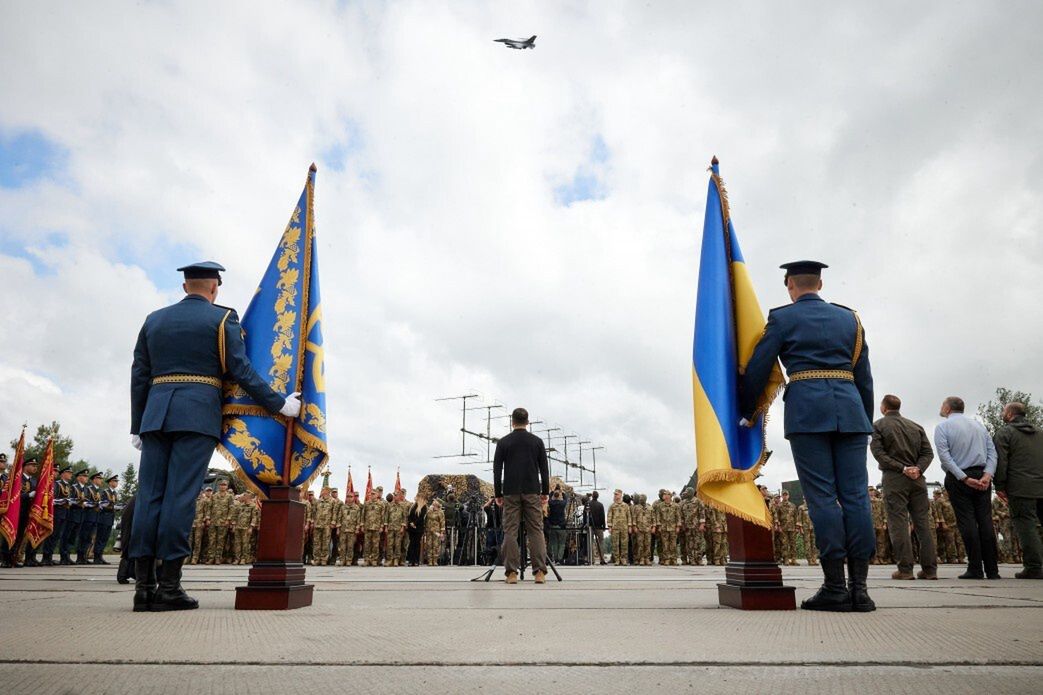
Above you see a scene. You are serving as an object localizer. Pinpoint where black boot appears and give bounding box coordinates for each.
[116,558,134,584]
[133,558,157,612]
[848,557,876,612]
[151,557,198,612]
[801,558,853,612]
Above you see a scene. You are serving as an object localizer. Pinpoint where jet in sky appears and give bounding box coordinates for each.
[494,35,536,50]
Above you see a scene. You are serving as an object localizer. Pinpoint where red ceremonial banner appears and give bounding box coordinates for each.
[25,439,55,547]
[0,429,26,547]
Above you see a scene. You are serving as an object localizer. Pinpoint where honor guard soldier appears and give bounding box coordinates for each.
[77,472,103,564]
[64,469,89,564]
[10,457,40,567]
[93,475,120,564]
[129,261,300,612]
[740,261,875,612]
[41,466,74,565]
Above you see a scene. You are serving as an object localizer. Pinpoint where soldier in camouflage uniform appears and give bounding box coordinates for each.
[424,500,446,565]
[607,489,632,565]
[442,491,460,564]
[869,487,890,565]
[188,488,212,565]
[327,489,342,561]
[931,488,959,563]
[301,490,316,565]
[992,495,1015,564]
[311,488,337,566]
[362,488,386,566]
[397,491,412,563]
[630,494,652,565]
[680,488,706,565]
[385,490,409,566]
[771,495,784,563]
[797,502,818,565]
[232,492,258,564]
[708,506,729,565]
[337,491,363,566]
[777,491,798,566]
[206,479,235,564]
[652,489,680,566]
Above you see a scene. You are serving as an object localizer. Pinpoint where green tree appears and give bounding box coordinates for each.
[12,421,75,466]
[976,388,1043,437]
[119,462,138,500]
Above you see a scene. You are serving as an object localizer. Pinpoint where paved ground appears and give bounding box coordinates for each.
[1,559,1041,693]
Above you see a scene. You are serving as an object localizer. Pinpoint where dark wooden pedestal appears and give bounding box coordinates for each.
[235,486,314,610]
[717,513,795,610]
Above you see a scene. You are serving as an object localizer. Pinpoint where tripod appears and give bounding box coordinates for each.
[472,523,562,582]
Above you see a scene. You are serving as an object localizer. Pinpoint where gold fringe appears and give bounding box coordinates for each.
[221,404,285,421]
[696,489,772,528]
[216,444,272,500]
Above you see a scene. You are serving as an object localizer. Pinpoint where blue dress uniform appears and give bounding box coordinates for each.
[93,476,119,564]
[64,471,88,564]
[77,474,103,563]
[12,464,40,566]
[129,261,286,611]
[741,261,876,612]
[40,467,73,564]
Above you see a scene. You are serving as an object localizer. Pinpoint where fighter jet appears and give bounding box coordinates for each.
[494,35,536,50]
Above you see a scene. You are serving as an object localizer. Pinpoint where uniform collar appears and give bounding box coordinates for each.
[795,292,823,303]
[181,294,210,303]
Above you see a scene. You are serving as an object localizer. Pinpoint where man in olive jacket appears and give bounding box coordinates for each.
[994,402,1043,579]
[870,394,937,580]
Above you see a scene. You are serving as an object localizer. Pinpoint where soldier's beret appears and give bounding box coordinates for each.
[780,260,827,285]
[107,475,118,483]
[75,469,89,476]
[177,261,226,285]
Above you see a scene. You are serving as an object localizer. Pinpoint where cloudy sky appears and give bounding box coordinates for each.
[1,1,1040,497]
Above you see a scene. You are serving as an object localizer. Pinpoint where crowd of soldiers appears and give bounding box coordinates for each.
[185,481,452,567]
[868,486,1025,566]
[0,457,122,568]
[605,488,730,565]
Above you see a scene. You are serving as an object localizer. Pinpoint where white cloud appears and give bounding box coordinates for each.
[1,1,1041,496]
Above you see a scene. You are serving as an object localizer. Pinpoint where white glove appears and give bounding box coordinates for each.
[131,434,142,451]
[280,391,302,418]
[738,418,752,428]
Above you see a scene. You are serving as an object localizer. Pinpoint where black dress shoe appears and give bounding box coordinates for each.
[59,557,71,565]
[957,571,984,579]
[986,574,1002,580]
[1015,568,1043,579]
[41,558,54,566]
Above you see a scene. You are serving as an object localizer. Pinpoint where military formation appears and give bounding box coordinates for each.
[0,457,123,568]
[604,488,730,566]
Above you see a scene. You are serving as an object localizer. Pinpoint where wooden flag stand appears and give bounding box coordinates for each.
[717,515,795,610]
[235,420,314,610]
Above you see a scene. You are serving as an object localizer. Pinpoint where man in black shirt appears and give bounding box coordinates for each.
[494,407,550,583]
[587,490,607,564]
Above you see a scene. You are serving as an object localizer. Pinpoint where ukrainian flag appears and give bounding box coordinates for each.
[218,164,328,499]
[692,158,782,528]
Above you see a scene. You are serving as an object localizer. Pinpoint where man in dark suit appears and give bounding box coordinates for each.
[129,261,299,612]
[741,261,875,612]
[586,490,607,564]
[493,408,550,584]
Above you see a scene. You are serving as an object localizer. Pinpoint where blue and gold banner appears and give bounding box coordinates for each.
[692,158,782,528]
[218,165,327,499]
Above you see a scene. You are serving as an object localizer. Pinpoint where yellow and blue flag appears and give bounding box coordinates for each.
[692,158,782,528]
[218,165,328,499]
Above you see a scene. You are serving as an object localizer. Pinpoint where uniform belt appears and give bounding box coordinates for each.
[151,374,223,388]
[788,369,855,382]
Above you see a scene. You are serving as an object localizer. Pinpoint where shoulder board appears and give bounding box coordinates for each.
[830,302,855,312]
[768,303,794,314]
[213,304,240,318]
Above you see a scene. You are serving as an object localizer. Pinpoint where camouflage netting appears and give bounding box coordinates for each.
[417,474,494,503]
